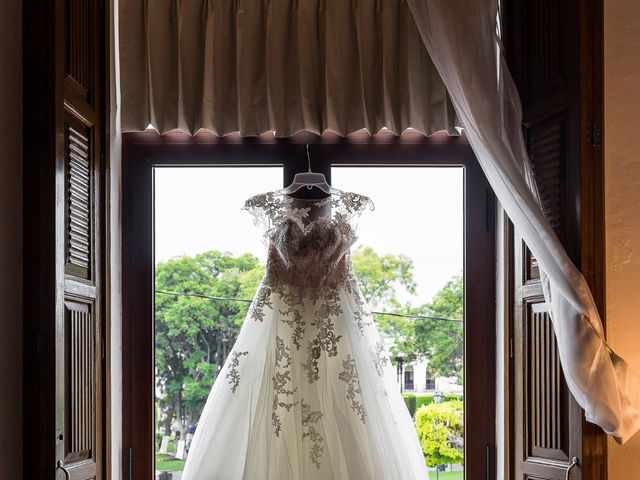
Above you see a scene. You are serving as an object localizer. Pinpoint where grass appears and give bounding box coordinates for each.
[427,470,463,480]
[155,453,186,472]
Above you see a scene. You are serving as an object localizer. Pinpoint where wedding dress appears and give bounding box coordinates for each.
[181,190,429,480]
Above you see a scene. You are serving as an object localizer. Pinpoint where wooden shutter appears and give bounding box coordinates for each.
[511,245,583,480]
[504,0,606,479]
[23,0,107,478]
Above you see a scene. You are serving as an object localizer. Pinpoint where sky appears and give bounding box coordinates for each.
[154,166,463,306]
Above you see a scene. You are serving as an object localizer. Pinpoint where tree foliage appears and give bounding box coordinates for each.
[351,246,419,361]
[155,251,264,437]
[352,247,463,380]
[412,275,463,381]
[415,400,464,467]
[154,246,463,439]
[351,246,416,309]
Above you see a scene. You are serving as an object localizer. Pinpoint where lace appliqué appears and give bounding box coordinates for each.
[251,280,307,349]
[250,279,346,385]
[301,400,324,469]
[244,188,374,438]
[277,289,306,349]
[244,192,310,229]
[312,289,342,356]
[226,351,248,393]
[341,191,373,214]
[339,354,367,423]
[249,284,273,322]
[302,288,343,383]
[372,341,389,377]
[313,191,373,215]
[246,190,373,232]
[346,277,373,335]
[250,279,345,387]
[353,308,369,335]
[272,336,297,437]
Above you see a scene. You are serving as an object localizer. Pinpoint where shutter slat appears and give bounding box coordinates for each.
[66,121,92,274]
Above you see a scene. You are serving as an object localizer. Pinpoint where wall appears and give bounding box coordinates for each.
[604,0,640,475]
[0,0,22,477]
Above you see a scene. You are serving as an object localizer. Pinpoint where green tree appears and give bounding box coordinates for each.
[351,247,419,362]
[415,400,464,470]
[155,251,264,439]
[351,246,416,309]
[412,275,463,381]
[352,248,464,381]
[154,246,464,441]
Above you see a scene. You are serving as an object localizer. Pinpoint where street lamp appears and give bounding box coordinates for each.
[395,355,404,393]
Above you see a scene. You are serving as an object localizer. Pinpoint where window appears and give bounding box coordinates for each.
[426,370,436,391]
[404,366,415,391]
[122,132,496,478]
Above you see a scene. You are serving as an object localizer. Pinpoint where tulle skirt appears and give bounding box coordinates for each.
[182,279,429,480]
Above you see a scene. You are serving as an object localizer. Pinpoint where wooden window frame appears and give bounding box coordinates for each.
[121,130,497,479]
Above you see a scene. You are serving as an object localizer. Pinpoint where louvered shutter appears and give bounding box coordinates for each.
[24,0,106,478]
[504,0,606,478]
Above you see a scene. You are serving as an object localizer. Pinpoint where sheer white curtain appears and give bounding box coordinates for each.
[407,0,640,443]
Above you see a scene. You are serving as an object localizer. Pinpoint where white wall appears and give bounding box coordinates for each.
[604,0,640,474]
[0,0,22,477]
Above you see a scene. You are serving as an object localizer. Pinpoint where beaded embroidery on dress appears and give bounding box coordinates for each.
[182,190,429,480]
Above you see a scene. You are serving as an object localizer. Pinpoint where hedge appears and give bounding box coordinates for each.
[403,393,464,418]
[445,393,463,402]
[403,394,417,417]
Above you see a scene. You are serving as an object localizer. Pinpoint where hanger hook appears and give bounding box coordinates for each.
[306,144,312,172]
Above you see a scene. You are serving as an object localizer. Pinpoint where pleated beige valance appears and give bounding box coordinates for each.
[119,0,458,137]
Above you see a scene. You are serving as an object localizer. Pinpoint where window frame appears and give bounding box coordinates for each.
[404,366,415,392]
[121,130,497,479]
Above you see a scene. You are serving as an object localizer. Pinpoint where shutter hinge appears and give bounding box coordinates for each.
[588,121,602,148]
[509,337,514,359]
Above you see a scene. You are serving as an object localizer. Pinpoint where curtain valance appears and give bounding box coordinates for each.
[119,0,457,137]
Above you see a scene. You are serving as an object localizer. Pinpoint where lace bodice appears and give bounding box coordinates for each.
[244,191,374,289]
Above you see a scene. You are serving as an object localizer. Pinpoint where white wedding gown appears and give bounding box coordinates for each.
[182,190,429,480]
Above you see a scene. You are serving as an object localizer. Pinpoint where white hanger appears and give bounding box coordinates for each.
[275,145,342,196]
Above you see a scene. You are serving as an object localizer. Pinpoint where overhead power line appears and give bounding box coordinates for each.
[156,290,252,303]
[373,311,463,323]
[155,289,463,324]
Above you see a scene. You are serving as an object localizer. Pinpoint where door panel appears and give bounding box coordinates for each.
[512,246,581,480]
[64,300,97,469]
[24,0,106,478]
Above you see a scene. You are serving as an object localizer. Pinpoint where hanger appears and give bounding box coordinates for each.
[275,145,342,196]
